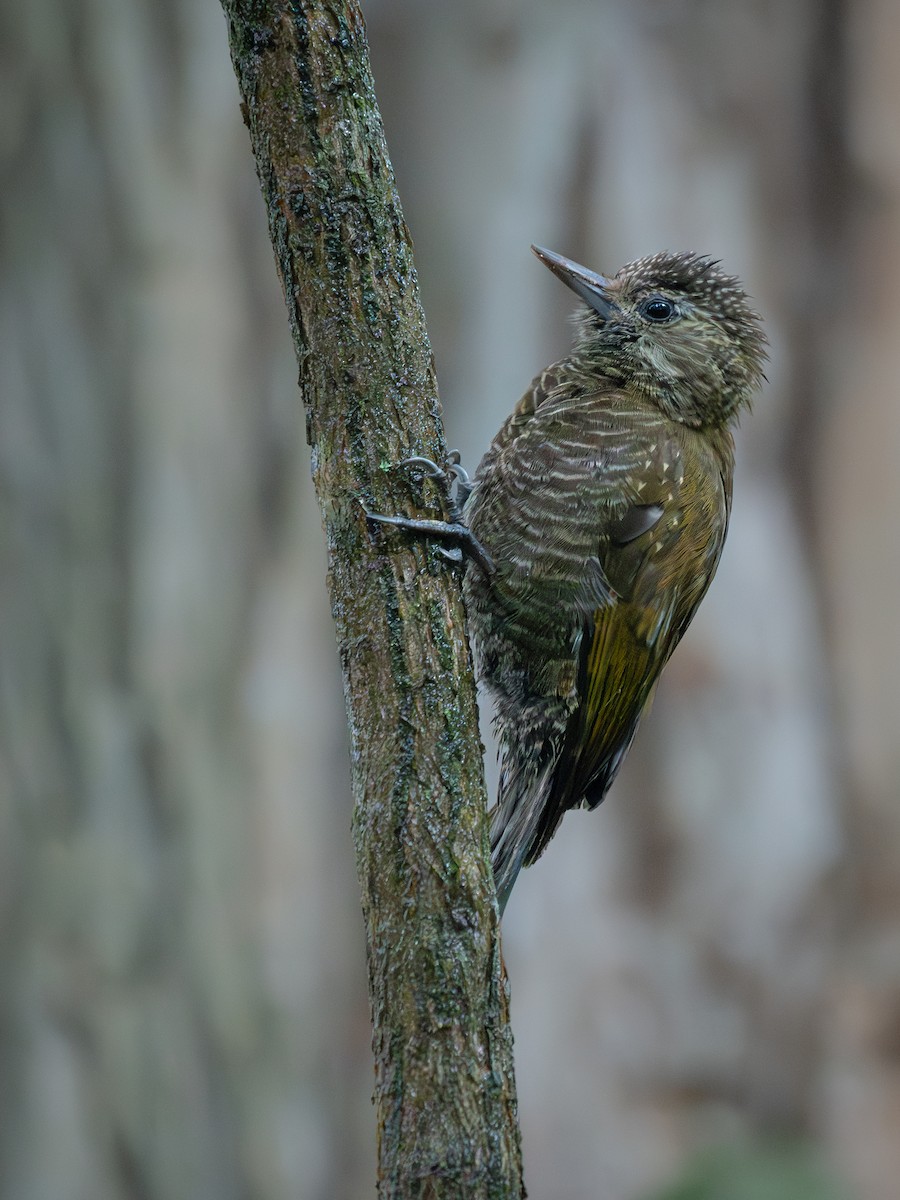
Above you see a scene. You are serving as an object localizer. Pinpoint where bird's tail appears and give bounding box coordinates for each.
[490,750,560,914]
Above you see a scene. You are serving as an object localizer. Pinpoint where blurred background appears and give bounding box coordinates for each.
[2,0,899,1197]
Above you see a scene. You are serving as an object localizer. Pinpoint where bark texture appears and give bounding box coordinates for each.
[219,2,523,1196]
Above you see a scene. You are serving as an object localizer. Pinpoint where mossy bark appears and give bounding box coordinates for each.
[219,2,523,1195]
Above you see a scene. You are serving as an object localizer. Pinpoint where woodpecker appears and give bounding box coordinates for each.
[371,246,766,912]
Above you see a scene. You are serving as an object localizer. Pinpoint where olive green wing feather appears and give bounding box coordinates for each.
[524,435,729,867]
[523,532,667,866]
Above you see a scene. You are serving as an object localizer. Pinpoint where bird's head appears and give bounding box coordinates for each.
[533,245,767,428]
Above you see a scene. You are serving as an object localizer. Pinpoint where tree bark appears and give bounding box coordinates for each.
[219,2,523,1196]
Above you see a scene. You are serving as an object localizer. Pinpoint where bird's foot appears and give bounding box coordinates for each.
[400,449,472,524]
[365,511,494,575]
[364,451,493,576]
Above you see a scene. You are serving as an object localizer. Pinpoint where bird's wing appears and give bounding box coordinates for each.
[523,425,730,866]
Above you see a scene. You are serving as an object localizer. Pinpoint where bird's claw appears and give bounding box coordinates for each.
[363,449,492,576]
[399,450,472,523]
[364,509,494,577]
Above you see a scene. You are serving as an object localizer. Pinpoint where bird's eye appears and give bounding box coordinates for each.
[641,297,676,322]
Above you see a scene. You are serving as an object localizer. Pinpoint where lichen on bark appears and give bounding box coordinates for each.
[219,2,524,1195]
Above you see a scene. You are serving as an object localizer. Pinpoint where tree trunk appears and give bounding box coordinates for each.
[219,2,523,1195]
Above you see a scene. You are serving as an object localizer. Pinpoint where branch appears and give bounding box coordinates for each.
[219,2,524,1195]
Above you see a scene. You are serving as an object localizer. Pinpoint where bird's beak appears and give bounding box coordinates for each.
[531,245,618,320]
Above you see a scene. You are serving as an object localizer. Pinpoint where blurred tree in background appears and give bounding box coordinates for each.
[1,1,898,1198]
